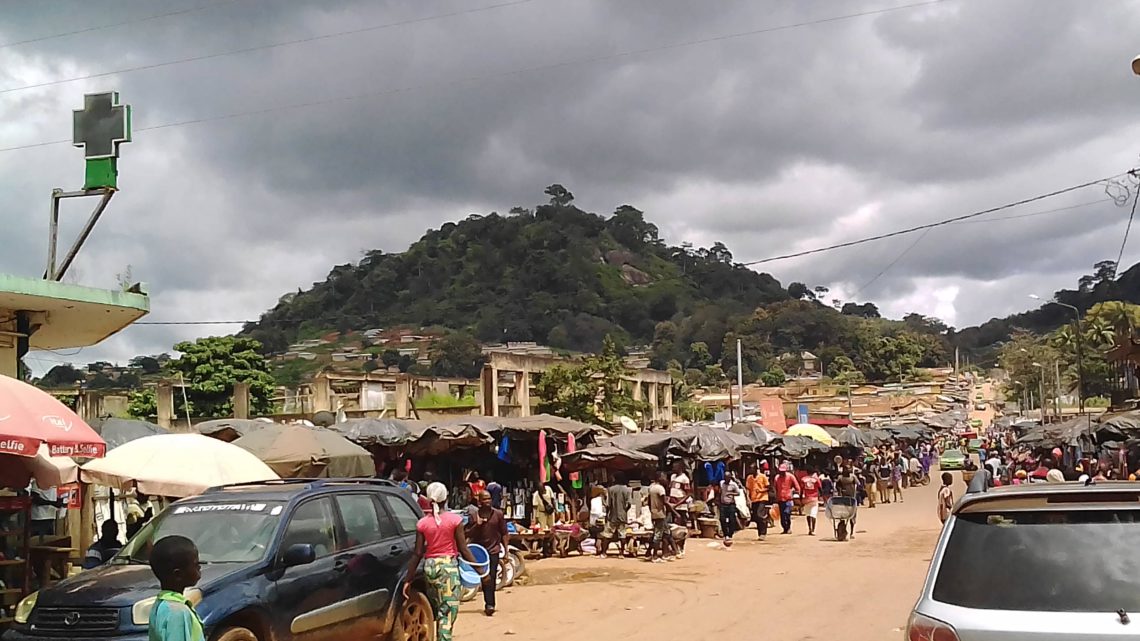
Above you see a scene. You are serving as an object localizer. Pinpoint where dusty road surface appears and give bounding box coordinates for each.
[460,479,948,641]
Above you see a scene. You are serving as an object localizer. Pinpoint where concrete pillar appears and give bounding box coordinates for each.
[648,383,659,422]
[516,371,531,417]
[156,380,174,429]
[232,382,250,419]
[312,374,332,412]
[395,375,411,418]
[632,380,643,403]
[662,382,674,424]
[481,365,500,417]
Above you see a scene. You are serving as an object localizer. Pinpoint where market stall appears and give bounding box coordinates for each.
[232,424,374,478]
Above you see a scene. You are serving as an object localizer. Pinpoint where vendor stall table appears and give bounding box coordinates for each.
[510,532,554,558]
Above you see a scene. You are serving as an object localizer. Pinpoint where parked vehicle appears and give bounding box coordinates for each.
[5,479,434,641]
[908,483,1140,640]
[938,449,967,471]
[966,438,984,453]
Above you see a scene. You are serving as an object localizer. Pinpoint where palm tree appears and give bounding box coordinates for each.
[1084,317,1116,348]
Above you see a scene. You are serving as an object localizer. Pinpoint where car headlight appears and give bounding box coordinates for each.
[14,591,37,624]
[131,588,203,625]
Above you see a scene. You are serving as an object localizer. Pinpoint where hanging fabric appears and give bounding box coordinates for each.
[538,430,549,483]
[567,433,582,489]
[497,435,511,462]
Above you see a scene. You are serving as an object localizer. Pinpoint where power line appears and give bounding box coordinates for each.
[1114,185,1140,277]
[851,228,930,298]
[948,198,1112,225]
[740,172,1130,267]
[0,0,244,49]
[0,0,946,153]
[0,0,540,95]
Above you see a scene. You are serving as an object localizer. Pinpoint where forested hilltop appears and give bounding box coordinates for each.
[240,185,960,384]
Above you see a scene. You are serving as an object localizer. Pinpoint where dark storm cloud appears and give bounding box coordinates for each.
[2,0,1140,368]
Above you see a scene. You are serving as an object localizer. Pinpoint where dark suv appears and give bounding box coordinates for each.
[5,479,435,641]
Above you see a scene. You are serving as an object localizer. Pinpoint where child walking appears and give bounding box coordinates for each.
[148,536,204,641]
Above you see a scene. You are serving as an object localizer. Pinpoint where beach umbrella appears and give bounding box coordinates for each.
[233,424,374,478]
[81,433,278,497]
[195,417,275,442]
[0,374,106,458]
[0,445,78,489]
[91,417,168,450]
[785,423,839,447]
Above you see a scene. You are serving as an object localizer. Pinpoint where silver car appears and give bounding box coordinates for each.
[908,482,1140,640]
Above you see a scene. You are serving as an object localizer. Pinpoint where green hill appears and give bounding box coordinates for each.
[241,185,789,356]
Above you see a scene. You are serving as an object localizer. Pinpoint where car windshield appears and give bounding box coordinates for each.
[933,509,1140,612]
[117,501,285,564]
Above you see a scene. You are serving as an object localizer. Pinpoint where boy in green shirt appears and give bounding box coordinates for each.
[148,536,204,641]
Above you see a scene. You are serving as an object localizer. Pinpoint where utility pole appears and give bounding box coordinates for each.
[736,339,744,420]
[954,346,960,374]
[1038,368,1047,423]
[1054,359,1062,419]
[727,378,736,424]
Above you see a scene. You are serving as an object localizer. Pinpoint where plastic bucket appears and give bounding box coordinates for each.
[458,543,491,588]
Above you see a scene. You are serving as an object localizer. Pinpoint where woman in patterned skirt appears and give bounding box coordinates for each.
[403,482,478,641]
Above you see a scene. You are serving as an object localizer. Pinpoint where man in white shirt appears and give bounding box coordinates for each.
[28,480,65,537]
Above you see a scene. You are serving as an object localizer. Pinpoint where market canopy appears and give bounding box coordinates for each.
[0,374,106,458]
[195,417,277,442]
[233,424,374,478]
[1015,417,1093,449]
[830,426,873,449]
[81,433,279,497]
[495,414,599,437]
[609,424,758,461]
[91,417,168,450]
[328,418,420,447]
[562,446,657,472]
[767,434,831,459]
[921,410,968,430]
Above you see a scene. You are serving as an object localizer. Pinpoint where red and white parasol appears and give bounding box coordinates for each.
[0,374,106,458]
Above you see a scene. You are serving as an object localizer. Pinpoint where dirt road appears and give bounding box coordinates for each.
[460,479,946,641]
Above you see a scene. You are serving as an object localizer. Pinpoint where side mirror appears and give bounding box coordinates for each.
[280,544,316,568]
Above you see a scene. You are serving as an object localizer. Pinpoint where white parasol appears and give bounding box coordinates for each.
[80,433,279,497]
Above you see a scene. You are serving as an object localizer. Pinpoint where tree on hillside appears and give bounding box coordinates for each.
[129,355,163,375]
[428,332,486,379]
[787,282,813,301]
[168,336,276,417]
[759,365,786,387]
[381,349,401,367]
[38,364,86,388]
[544,184,574,206]
[841,302,880,318]
[535,335,647,426]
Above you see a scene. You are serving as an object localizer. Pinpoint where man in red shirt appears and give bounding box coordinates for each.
[772,463,801,535]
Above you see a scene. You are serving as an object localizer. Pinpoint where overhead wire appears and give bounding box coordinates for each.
[0,0,946,153]
[1114,185,1140,278]
[0,0,244,49]
[739,172,1130,266]
[850,228,931,298]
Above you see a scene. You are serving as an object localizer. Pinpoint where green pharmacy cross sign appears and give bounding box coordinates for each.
[72,91,131,189]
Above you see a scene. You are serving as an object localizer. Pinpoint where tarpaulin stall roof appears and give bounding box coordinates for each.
[404,419,496,456]
[921,410,968,430]
[765,434,831,459]
[829,426,873,449]
[608,425,758,462]
[233,424,374,478]
[91,417,168,451]
[327,418,422,447]
[1015,417,1093,449]
[561,446,658,472]
[195,418,276,443]
[494,414,599,437]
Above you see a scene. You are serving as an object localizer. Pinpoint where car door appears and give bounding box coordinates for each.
[379,492,422,585]
[268,497,349,641]
[321,492,408,639]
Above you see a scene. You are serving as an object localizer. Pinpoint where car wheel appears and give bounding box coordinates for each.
[211,626,258,641]
[392,587,436,641]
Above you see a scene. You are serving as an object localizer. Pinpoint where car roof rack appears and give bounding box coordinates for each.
[203,478,400,494]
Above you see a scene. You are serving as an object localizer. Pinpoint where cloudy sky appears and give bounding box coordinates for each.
[3,0,1140,371]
